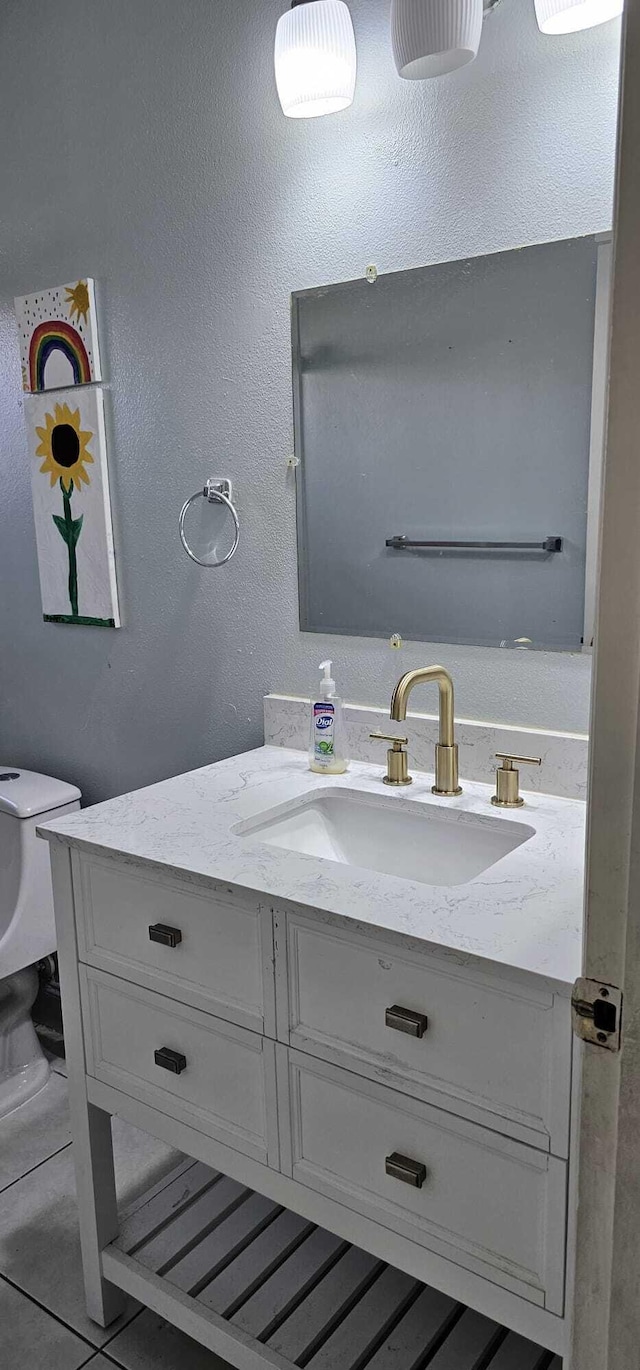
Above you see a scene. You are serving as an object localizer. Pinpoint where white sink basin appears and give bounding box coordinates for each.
[235,787,535,888]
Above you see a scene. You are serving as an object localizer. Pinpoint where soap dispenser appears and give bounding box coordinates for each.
[309,661,348,775]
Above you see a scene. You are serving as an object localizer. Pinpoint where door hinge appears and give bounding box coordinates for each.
[571,978,622,1051]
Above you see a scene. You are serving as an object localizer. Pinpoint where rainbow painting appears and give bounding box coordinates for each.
[28,320,92,392]
[15,279,102,393]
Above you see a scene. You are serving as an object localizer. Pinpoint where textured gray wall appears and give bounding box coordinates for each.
[0,0,620,803]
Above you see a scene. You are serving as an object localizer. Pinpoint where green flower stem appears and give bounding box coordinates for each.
[61,479,78,618]
[52,478,84,619]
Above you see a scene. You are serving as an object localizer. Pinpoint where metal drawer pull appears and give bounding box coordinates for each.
[154,1047,187,1075]
[385,1152,427,1189]
[149,924,182,948]
[385,1005,428,1038]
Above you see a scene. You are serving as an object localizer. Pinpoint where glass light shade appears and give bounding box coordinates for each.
[275,0,357,119]
[391,0,484,79]
[535,0,623,31]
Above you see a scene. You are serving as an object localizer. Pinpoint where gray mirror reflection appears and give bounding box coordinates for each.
[293,237,599,652]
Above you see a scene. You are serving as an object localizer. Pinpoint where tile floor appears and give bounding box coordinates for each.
[0,1059,233,1369]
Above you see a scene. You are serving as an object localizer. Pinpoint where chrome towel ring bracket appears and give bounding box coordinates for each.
[179,478,240,568]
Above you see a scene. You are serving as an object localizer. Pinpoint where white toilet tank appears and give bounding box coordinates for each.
[0,768,81,979]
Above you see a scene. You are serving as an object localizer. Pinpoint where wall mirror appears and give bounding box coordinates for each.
[292,236,609,652]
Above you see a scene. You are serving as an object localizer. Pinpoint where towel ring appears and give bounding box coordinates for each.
[179,478,240,568]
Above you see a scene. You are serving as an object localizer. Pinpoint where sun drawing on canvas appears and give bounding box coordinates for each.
[65,280,91,325]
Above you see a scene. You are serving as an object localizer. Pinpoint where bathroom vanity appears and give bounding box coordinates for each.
[40,745,584,1366]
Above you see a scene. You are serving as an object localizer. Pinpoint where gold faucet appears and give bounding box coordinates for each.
[390,665,462,796]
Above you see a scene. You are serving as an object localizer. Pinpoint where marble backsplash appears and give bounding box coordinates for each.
[264,694,589,800]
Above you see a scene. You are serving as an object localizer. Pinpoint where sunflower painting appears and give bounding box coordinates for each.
[24,387,120,627]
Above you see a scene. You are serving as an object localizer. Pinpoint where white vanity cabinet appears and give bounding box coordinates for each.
[49,838,574,1366]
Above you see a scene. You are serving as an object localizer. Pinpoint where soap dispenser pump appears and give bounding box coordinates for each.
[309,660,348,775]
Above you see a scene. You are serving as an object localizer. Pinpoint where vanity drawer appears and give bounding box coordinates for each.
[74,854,273,1034]
[281,913,571,1154]
[80,967,279,1167]
[280,1050,566,1313]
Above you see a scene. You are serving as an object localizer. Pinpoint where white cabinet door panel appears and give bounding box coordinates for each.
[283,912,570,1154]
[281,1049,566,1313]
[75,853,273,1033]
[80,967,278,1167]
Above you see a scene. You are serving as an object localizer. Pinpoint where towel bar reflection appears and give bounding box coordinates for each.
[386,535,563,553]
[179,479,240,568]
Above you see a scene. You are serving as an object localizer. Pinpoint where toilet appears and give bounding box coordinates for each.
[0,767,81,1117]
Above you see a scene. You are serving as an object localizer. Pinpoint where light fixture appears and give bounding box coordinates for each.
[274,0,357,119]
[534,0,622,31]
[391,0,484,79]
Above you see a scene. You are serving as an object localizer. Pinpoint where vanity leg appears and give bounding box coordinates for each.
[71,1100,125,1326]
[49,843,125,1327]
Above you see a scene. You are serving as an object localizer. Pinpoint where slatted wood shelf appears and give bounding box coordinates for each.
[104,1158,562,1370]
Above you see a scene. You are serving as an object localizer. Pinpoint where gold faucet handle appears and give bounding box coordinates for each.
[492,753,542,808]
[495,753,542,768]
[369,732,408,747]
[369,732,412,786]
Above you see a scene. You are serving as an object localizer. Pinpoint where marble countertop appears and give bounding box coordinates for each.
[39,746,586,990]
